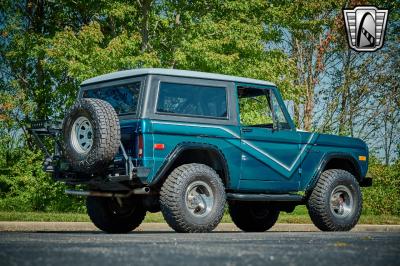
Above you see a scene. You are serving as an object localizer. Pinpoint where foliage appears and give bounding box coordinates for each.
[362,157,400,215]
[0,147,84,212]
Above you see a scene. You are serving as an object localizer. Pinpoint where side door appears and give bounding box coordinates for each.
[237,84,302,193]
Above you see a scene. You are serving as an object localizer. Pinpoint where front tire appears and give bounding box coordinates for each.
[86,196,146,233]
[160,163,226,233]
[229,202,279,232]
[307,169,362,231]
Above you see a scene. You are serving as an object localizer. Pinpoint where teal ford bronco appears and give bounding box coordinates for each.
[30,68,372,233]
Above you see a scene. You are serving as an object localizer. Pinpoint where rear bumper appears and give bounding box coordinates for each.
[52,166,151,182]
[52,166,152,191]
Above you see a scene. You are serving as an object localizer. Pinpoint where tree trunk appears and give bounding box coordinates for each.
[303,46,314,131]
[139,0,153,52]
[293,102,300,128]
[338,50,351,135]
[303,84,314,131]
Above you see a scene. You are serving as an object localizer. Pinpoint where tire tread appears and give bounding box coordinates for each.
[307,169,362,231]
[160,163,226,233]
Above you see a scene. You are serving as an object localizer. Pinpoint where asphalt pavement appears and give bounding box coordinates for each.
[1,231,399,266]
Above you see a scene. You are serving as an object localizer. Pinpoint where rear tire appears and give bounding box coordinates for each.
[229,202,279,232]
[160,163,226,233]
[86,196,146,233]
[307,169,362,231]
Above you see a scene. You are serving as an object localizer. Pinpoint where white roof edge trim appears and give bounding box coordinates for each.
[81,68,276,87]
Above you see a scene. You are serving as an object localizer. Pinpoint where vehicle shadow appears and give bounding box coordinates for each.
[30,230,243,234]
[26,230,317,234]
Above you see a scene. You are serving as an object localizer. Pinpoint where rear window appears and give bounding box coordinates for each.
[156,82,227,118]
[82,82,141,115]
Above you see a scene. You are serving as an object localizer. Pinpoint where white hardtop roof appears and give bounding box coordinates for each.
[81,68,276,87]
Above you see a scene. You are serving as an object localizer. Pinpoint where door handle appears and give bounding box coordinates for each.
[241,128,253,133]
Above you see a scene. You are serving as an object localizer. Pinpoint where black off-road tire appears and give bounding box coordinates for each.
[229,202,280,232]
[62,98,120,174]
[86,196,146,233]
[160,163,226,233]
[307,169,362,231]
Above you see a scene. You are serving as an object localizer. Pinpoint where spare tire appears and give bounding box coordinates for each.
[62,98,120,174]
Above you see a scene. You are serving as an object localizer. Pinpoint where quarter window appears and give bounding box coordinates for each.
[82,82,141,115]
[156,82,227,118]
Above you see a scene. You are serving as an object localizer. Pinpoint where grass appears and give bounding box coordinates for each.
[1,206,399,224]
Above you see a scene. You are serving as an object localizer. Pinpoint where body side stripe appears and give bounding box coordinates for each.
[152,121,315,173]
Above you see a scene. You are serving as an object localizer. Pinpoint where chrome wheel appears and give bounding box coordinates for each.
[71,116,93,154]
[185,180,214,218]
[330,185,354,218]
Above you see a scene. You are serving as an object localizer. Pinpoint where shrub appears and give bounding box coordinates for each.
[362,157,400,216]
[0,147,85,213]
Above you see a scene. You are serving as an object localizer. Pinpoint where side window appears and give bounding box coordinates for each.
[238,87,273,127]
[238,86,291,129]
[156,82,227,118]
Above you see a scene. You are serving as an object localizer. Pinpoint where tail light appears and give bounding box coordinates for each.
[137,134,143,158]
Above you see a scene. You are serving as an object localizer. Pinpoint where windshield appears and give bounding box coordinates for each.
[82,82,141,115]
